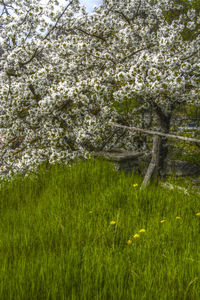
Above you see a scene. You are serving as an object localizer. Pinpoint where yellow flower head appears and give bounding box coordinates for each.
[127,239,132,245]
[133,184,138,188]
[176,216,181,220]
[133,234,140,239]
[139,229,146,233]
[89,211,93,214]
[110,221,116,225]
[160,220,166,223]
[196,212,200,217]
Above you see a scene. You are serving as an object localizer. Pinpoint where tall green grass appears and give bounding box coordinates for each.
[0,155,200,300]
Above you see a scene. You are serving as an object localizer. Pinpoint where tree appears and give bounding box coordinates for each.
[0,0,86,178]
[0,0,199,183]
[0,0,127,180]
[70,0,199,176]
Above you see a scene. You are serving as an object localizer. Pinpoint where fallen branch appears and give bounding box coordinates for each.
[108,122,200,144]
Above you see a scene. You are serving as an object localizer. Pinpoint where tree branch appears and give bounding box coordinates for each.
[75,27,107,42]
[28,84,42,102]
[115,10,131,25]
[108,122,200,144]
[120,47,149,63]
[19,48,38,67]
[42,1,74,41]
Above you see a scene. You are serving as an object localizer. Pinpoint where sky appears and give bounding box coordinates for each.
[79,0,103,12]
[35,0,103,14]
[42,0,103,12]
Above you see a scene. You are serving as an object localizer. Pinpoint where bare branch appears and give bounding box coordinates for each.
[108,122,200,144]
[98,127,127,151]
[75,27,107,42]
[19,48,38,67]
[0,136,22,153]
[120,47,149,63]
[114,10,131,25]
[0,0,12,16]
[42,1,74,41]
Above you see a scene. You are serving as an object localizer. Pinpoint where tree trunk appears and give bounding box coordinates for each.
[153,104,173,174]
[158,117,171,173]
[158,113,171,173]
[142,104,172,187]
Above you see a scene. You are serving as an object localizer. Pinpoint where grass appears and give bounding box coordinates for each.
[0,155,200,300]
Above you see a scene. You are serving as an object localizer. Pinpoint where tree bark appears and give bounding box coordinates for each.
[159,118,171,173]
[151,104,171,173]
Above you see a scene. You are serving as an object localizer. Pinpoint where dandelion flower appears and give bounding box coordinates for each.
[160,220,166,223]
[176,216,181,220]
[196,212,200,217]
[89,211,93,214]
[139,229,146,233]
[110,221,116,225]
[133,234,140,239]
[133,184,138,188]
[127,239,132,245]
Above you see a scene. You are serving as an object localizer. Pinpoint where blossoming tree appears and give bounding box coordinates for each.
[0,0,115,179]
[71,0,200,172]
[0,0,199,182]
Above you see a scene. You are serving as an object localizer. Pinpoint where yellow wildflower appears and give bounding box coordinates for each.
[196,212,200,217]
[160,220,166,223]
[133,234,140,239]
[89,211,93,214]
[133,184,138,188]
[110,221,116,225]
[139,229,146,233]
[176,216,181,220]
[127,239,132,245]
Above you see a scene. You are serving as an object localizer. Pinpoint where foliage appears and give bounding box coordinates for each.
[150,0,200,41]
[183,104,200,121]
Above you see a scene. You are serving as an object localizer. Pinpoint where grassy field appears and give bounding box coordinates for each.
[0,155,200,300]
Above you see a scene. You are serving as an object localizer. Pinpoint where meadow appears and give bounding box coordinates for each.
[0,155,200,300]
